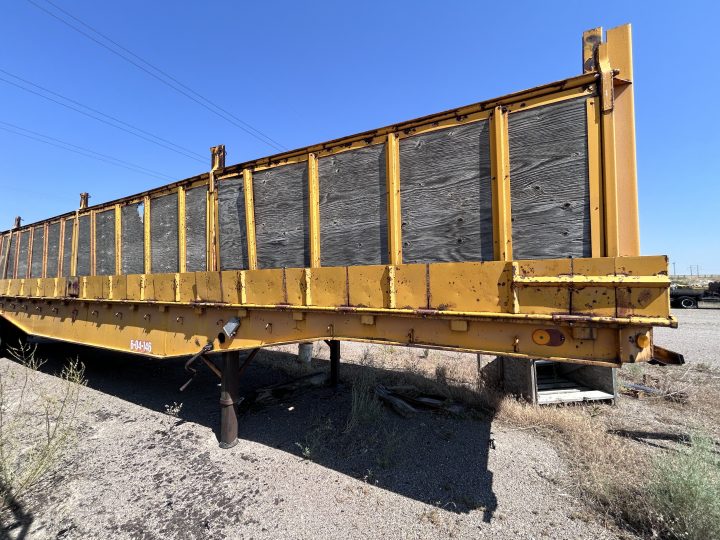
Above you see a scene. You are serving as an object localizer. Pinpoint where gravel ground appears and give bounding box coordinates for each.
[0,346,618,540]
[654,306,720,368]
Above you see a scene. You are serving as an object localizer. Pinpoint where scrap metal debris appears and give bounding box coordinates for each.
[621,382,689,403]
[374,384,464,417]
[254,372,328,404]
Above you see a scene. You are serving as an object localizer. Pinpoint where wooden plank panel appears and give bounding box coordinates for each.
[75,215,91,277]
[30,226,45,277]
[185,185,207,272]
[508,98,591,259]
[95,209,116,276]
[319,145,388,267]
[150,193,179,273]
[0,234,7,278]
[17,230,30,279]
[253,162,310,269]
[218,178,248,270]
[121,203,145,275]
[46,222,61,278]
[399,121,493,263]
[5,233,16,279]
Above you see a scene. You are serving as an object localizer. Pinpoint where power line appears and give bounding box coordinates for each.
[0,120,175,181]
[26,0,288,153]
[0,68,206,162]
[0,73,206,164]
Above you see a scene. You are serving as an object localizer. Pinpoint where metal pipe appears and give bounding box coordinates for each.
[219,351,241,449]
[329,340,340,387]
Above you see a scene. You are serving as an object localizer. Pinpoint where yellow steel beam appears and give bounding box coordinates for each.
[242,169,258,270]
[57,220,65,278]
[70,215,78,277]
[0,295,658,366]
[385,133,402,265]
[42,223,49,278]
[512,275,669,287]
[90,209,96,276]
[307,153,321,268]
[606,24,640,257]
[178,187,187,273]
[143,196,151,273]
[597,41,619,257]
[490,106,512,261]
[586,97,604,257]
[114,204,122,275]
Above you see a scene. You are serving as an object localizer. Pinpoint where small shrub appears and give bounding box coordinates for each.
[0,342,86,509]
[648,434,720,540]
[344,371,383,433]
[164,402,183,417]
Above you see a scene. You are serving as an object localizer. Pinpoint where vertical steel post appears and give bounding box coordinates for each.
[219,351,240,449]
[307,153,321,268]
[329,340,340,386]
[385,133,402,266]
[490,106,512,261]
[242,169,258,270]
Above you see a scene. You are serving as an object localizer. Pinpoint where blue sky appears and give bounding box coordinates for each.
[1,1,717,274]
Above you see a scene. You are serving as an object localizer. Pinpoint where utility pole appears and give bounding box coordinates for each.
[673,262,676,275]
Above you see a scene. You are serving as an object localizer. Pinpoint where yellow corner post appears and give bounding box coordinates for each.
[307,153,321,268]
[490,106,512,261]
[143,196,151,273]
[242,169,258,270]
[178,187,187,273]
[385,133,402,266]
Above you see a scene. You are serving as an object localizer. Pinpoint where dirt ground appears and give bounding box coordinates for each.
[0,306,717,539]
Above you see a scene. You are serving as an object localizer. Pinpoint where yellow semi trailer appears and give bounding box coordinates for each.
[0,24,681,446]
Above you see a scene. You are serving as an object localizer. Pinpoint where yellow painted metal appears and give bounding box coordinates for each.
[69,215,78,277]
[385,133,402,265]
[90,209,97,276]
[114,205,122,276]
[490,106,512,261]
[307,153,321,268]
[242,169,258,270]
[597,41,620,257]
[606,24,640,257]
[586,98,604,257]
[41,223,48,278]
[57,220,65,278]
[143,195,151,273]
[177,187,187,273]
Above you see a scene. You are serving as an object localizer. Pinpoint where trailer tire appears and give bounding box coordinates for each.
[678,296,698,309]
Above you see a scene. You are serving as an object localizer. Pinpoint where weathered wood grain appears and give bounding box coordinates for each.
[150,193,179,273]
[76,215,91,277]
[17,230,30,279]
[30,226,45,277]
[61,218,74,277]
[319,145,388,267]
[6,233,17,278]
[0,234,8,278]
[400,121,493,263]
[121,204,144,275]
[508,98,591,259]
[253,162,310,269]
[95,210,115,276]
[185,186,207,272]
[46,222,60,278]
[218,178,248,270]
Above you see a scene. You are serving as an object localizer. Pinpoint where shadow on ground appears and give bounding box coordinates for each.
[20,342,498,520]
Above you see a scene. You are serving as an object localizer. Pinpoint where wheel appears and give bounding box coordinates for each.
[678,296,698,309]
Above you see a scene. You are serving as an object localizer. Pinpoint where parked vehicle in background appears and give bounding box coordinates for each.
[670,282,720,308]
